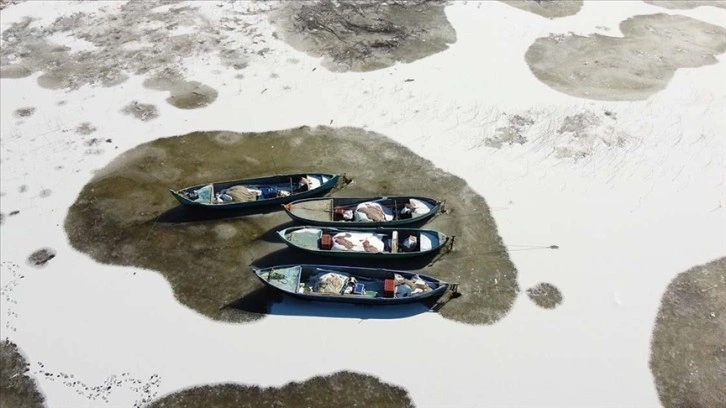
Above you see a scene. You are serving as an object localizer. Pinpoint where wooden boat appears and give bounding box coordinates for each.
[170,173,339,210]
[282,196,442,227]
[253,264,450,305]
[277,225,450,259]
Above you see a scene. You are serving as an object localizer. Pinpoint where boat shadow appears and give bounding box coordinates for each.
[225,286,449,320]
[251,248,439,270]
[154,203,286,224]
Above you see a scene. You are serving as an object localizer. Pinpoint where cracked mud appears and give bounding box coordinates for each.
[269,0,456,72]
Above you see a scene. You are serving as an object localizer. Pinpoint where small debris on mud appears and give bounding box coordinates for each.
[9,210,20,216]
[121,101,159,121]
[526,282,563,309]
[27,248,56,268]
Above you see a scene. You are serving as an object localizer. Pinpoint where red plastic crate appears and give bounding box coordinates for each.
[320,234,332,250]
[383,279,395,298]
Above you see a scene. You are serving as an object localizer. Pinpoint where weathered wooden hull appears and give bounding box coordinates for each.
[277,225,449,259]
[170,173,339,210]
[283,196,442,227]
[253,264,449,305]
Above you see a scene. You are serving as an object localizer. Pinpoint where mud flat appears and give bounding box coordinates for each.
[650,257,726,408]
[644,0,726,10]
[499,0,582,18]
[526,282,562,309]
[269,0,456,72]
[525,14,726,100]
[0,340,45,408]
[0,1,261,105]
[148,371,412,408]
[64,126,518,325]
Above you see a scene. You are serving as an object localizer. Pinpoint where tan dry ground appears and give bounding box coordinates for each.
[64,126,520,325]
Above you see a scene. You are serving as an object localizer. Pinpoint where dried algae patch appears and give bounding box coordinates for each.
[525,14,726,100]
[499,0,583,18]
[148,371,413,408]
[0,340,45,408]
[64,127,518,325]
[650,257,726,408]
[270,0,456,72]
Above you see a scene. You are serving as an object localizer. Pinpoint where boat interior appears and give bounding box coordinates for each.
[288,197,435,223]
[284,227,441,253]
[256,265,440,299]
[183,175,330,204]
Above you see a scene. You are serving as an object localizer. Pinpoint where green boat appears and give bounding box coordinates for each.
[282,196,442,227]
[253,264,451,305]
[170,173,339,210]
[277,225,450,259]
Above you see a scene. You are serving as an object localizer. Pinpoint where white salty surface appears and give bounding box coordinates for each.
[1,1,724,407]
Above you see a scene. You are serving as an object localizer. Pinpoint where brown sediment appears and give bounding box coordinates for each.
[148,371,413,408]
[499,0,583,18]
[13,107,35,118]
[525,14,726,100]
[650,257,726,408]
[27,248,56,267]
[0,340,45,408]
[269,0,456,72]
[526,282,563,309]
[643,0,726,10]
[64,126,519,325]
[0,1,261,105]
[143,70,217,109]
